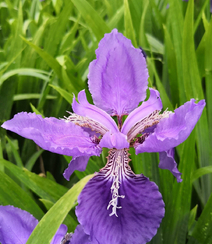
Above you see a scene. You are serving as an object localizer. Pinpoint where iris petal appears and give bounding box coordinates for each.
[71,225,92,244]
[121,88,162,135]
[88,29,149,117]
[135,99,206,153]
[76,149,164,244]
[0,205,38,244]
[63,156,90,181]
[1,112,101,157]
[159,149,182,183]
[72,90,118,133]
[0,205,67,244]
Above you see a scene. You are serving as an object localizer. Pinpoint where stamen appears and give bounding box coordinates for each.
[127,110,171,141]
[61,233,72,244]
[64,113,109,135]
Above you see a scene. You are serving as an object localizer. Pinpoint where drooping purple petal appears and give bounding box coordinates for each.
[63,156,90,181]
[121,88,163,135]
[1,112,101,157]
[135,99,206,153]
[88,29,149,117]
[159,149,182,183]
[0,205,38,244]
[51,224,68,244]
[99,131,129,150]
[72,90,118,133]
[70,225,92,244]
[76,149,165,244]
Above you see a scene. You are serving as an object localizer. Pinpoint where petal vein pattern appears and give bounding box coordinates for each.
[88,29,149,116]
[1,112,101,157]
[135,99,206,153]
[121,89,163,135]
[76,149,165,244]
[72,90,119,133]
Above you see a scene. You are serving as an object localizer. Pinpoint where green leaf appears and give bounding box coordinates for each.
[0,159,68,203]
[194,0,210,33]
[146,34,164,55]
[168,0,186,104]
[124,0,137,47]
[191,192,212,243]
[192,166,212,182]
[26,175,93,244]
[71,0,110,41]
[30,103,44,117]
[39,198,78,231]
[163,25,179,106]
[0,68,49,86]
[182,0,212,203]
[162,130,195,244]
[49,84,73,105]
[13,94,56,101]
[182,0,204,100]
[6,136,23,167]
[25,149,44,171]
[108,5,124,29]
[20,36,62,80]
[0,170,43,220]
[147,57,173,111]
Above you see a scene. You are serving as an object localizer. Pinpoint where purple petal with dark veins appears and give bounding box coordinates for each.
[76,149,165,244]
[121,88,162,135]
[159,149,182,183]
[70,225,92,244]
[0,205,38,244]
[136,99,206,153]
[99,131,129,149]
[1,112,101,157]
[72,90,118,133]
[88,29,149,117]
[63,156,90,181]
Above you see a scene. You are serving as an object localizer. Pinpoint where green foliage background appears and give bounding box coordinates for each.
[0,0,212,243]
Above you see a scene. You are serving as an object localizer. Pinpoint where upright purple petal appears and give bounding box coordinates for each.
[136,99,206,153]
[72,90,118,133]
[0,205,38,244]
[121,88,163,135]
[2,112,101,157]
[76,149,164,244]
[63,156,90,181]
[51,224,68,244]
[159,149,182,183]
[88,29,149,117]
[70,225,92,244]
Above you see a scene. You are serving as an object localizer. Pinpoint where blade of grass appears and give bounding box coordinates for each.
[71,0,110,41]
[124,0,137,47]
[0,170,44,220]
[26,174,93,244]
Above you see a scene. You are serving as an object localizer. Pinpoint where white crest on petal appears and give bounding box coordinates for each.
[127,110,171,141]
[102,149,131,217]
[64,112,109,135]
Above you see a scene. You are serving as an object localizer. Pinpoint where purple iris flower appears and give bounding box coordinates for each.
[1,29,205,244]
[0,205,69,244]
